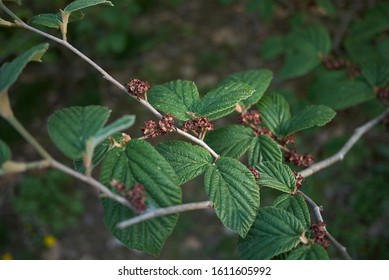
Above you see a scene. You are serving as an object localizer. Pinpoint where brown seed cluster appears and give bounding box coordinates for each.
[142,114,175,138]
[249,167,260,179]
[110,180,147,213]
[254,127,276,139]
[322,55,351,70]
[285,149,314,167]
[376,87,389,102]
[126,78,151,100]
[239,110,261,125]
[293,170,304,189]
[280,134,295,146]
[311,222,330,249]
[182,116,214,139]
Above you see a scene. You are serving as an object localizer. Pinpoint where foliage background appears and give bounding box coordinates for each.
[1,0,388,259]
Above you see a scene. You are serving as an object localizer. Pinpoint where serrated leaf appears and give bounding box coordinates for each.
[93,115,135,146]
[238,207,305,259]
[287,244,329,260]
[261,36,285,60]
[284,105,336,135]
[74,138,111,174]
[248,135,282,166]
[279,49,321,80]
[48,106,110,159]
[0,138,11,165]
[272,194,310,229]
[199,83,255,120]
[0,43,49,94]
[255,161,296,193]
[204,125,255,159]
[147,80,200,121]
[257,93,290,138]
[361,59,389,87]
[220,69,273,107]
[63,0,113,13]
[156,140,212,184]
[100,139,181,256]
[308,71,375,110]
[204,157,259,237]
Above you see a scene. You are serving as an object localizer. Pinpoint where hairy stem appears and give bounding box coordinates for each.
[300,192,352,260]
[299,107,389,178]
[117,201,213,229]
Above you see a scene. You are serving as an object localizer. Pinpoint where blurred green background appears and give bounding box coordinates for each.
[1,0,388,259]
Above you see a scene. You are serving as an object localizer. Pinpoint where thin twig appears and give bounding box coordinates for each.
[50,160,135,210]
[300,192,352,260]
[0,3,220,159]
[117,201,213,229]
[299,107,389,178]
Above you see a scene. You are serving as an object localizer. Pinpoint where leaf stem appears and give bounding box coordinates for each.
[6,115,52,160]
[299,106,389,178]
[117,200,213,229]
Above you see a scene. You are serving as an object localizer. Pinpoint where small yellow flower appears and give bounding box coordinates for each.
[43,234,57,248]
[1,252,13,260]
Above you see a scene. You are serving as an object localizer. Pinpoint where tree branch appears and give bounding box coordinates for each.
[300,192,352,260]
[299,107,389,178]
[117,201,213,229]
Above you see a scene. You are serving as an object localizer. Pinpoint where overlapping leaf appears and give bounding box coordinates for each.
[287,244,329,260]
[156,140,212,184]
[204,157,259,237]
[361,59,389,87]
[93,115,135,146]
[272,194,311,228]
[0,43,49,94]
[255,161,296,193]
[204,125,255,159]
[100,139,181,256]
[63,0,113,13]
[248,135,282,166]
[238,207,305,259]
[29,11,84,29]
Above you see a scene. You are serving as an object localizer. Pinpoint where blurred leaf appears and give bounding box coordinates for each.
[261,36,284,60]
[248,135,282,166]
[204,157,259,237]
[0,43,49,94]
[3,0,21,4]
[246,0,275,21]
[0,138,11,165]
[148,80,200,121]
[279,49,321,80]
[48,106,110,159]
[315,0,336,17]
[287,244,329,259]
[93,115,135,146]
[272,194,311,228]
[220,69,273,107]
[156,140,212,184]
[205,125,255,159]
[284,105,336,135]
[64,0,113,13]
[100,140,181,256]
[199,83,255,120]
[255,161,296,193]
[361,59,389,87]
[257,93,290,138]
[238,207,305,259]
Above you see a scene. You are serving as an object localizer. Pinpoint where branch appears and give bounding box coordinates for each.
[117,201,213,229]
[299,107,389,178]
[300,192,352,260]
[0,3,219,159]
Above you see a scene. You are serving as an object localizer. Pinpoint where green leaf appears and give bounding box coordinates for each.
[199,82,255,120]
[147,80,200,121]
[48,106,110,159]
[272,194,311,229]
[100,140,181,256]
[284,105,336,135]
[308,70,375,110]
[246,0,275,21]
[93,115,135,146]
[248,135,282,166]
[255,161,296,193]
[204,125,255,159]
[156,140,212,184]
[0,43,49,94]
[260,36,285,60]
[315,0,336,17]
[238,207,306,259]
[361,59,389,87]
[74,137,111,174]
[204,157,259,237]
[63,0,113,13]
[220,69,273,107]
[279,49,321,80]
[257,93,290,138]
[29,14,60,29]
[287,244,330,260]
[0,138,11,165]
